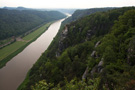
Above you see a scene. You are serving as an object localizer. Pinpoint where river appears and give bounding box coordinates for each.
[0,18,65,90]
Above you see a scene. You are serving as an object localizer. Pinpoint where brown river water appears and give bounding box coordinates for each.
[0,18,65,90]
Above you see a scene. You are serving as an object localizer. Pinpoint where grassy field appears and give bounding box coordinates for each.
[23,23,51,41]
[0,41,26,60]
[0,22,52,68]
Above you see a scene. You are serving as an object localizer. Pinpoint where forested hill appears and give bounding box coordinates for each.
[63,7,114,24]
[0,9,66,40]
[20,7,135,90]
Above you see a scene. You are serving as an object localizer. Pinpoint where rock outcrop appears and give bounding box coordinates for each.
[86,28,95,41]
[82,41,102,80]
[95,41,101,48]
[56,26,69,57]
[82,67,89,80]
[90,58,104,78]
[127,36,135,65]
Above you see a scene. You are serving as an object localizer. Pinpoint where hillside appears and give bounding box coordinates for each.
[20,7,135,90]
[63,7,114,24]
[3,7,76,14]
[0,9,66,40]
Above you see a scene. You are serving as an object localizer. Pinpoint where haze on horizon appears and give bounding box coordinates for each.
[0,0,135,9]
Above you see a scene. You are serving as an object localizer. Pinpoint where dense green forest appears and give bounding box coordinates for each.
[63,8,114,24]
[0,9,66,40]
[19,7,135,90]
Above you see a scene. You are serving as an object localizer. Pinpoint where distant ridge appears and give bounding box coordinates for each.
[2,6,76,14]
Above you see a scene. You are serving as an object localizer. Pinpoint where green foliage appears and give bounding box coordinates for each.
[23,23,51,41]
[63,78,101,90]
[0,9,66,40]
[21,41,94,90]
[31,80,53,90]
[63,8,113,24]
[0,38,13,46]
[0,23,51,68]
[0,41,26,61]
[32,78,104,90]
[95,9,135,89]
[21,7,135,90]
[61,7,135,51]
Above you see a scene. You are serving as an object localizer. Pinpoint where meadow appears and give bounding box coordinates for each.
[0,22,52,68]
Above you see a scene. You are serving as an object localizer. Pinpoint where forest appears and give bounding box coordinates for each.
[63,7,114,24]
[0,9,66,40]
[19,7,135,90]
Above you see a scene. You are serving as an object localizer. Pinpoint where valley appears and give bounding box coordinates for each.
[0,6,135,90]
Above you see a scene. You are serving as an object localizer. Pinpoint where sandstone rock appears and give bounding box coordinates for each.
[95,41,101,48]
[91,51,96,57]
[82,67,89,80]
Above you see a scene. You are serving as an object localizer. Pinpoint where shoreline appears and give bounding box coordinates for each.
[17,18,66,90]
[0,22,53,69]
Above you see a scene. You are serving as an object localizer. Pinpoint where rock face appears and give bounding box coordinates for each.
[127,36,135,65]
[56,26,69,57]
[61,26,68,40]
[56,25,97,57]
[90,41,103,77]
[86,29,95,41]
[97,59,104,73]
[91,51,96,57]
[95,41,101,48]
[82,41,102,80]
[82,67,89,80]
[90,58,104,77]
[90,41,101,58]
[86,30,92,40]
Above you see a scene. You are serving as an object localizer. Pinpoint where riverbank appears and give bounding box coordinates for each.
[0,22,52,69]
[0,18,65,90]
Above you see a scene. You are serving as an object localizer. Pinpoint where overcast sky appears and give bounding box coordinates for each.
[0,0,135,9]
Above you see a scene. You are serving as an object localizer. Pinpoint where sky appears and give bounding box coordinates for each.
[0,0,135,9]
